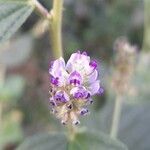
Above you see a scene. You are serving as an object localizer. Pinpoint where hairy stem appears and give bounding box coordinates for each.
[29,0,50,19]
[67,124,76,141]
[30,0,63,58]
[110,95,122,138]
[143,0,150,51]
[50,0,64,58]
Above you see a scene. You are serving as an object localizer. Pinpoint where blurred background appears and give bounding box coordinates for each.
[1,0,150,150]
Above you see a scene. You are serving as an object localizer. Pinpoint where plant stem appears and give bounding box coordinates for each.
[67,124,76,141]
[30,0,64,58]
[110,94,122,138]
[50,0,64,58]
[143,0,150,51]
[30,0,50,19]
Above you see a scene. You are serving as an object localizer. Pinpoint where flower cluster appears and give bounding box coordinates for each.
[49,51,102,125]
[112,38,137,95]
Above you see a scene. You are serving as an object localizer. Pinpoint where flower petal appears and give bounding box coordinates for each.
[68,71,82,85]
[49,57,65,77]
[86,69,98,83]
[49,57,69,86]
[98,87,104,95]
[66,52,91,75]
[70,86,90,99]
[50,76,59,85]
[88,80,100,95]
[54,91,69,103]
[49,97,57,106]
[89,60,97,70]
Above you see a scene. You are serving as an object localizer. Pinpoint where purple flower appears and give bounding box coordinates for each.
[98,87,104,95]
[68,71,82,85]
[50,76,59,85]
[88,80,100,95]
[54,91,69,103]
[49,51,102,125]
[70,86,90,99]
[49,98,56,106]
[89,60,97,70]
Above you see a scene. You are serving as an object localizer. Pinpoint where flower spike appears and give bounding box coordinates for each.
[49,51,102,125]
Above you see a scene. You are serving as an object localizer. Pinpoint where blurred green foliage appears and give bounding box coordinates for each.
[0,111,23,149]
[0,76,25,103]
[62,0,143,60]
[0,75,25,149]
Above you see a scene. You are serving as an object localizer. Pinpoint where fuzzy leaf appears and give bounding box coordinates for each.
[17,130,127,150]
[82,102,150,150]
[0,0,33,44]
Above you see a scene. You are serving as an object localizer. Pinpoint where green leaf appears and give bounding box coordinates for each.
[82,102,150,150]
[17,133,67,150]
[17,130,127,150]
[68,130,127,150]
[0,0,34,44]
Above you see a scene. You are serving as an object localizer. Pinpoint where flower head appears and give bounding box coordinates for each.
[49,51,102,125]
[112,38,137,94]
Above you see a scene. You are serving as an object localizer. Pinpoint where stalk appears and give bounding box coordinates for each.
[67,124,76,141]
[29,0,64,58]
[29,0,50,18]
[143,0,150,51]
[110,95,123,138]
[50,0,64,58]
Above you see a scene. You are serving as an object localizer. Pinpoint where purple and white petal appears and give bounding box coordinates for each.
[86,69,98,83]
[49,57,65,76]
[70,86,90,99]
[68,71,82,85]
[50,76,59,85]
[54,91,69,103]
[88,80,100,95]
[49,57,69,86]
[89,60,97,70]
[49,97,57,106]
[82,51,88,55]
[66,52,90,74]
[98,87,104,95]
